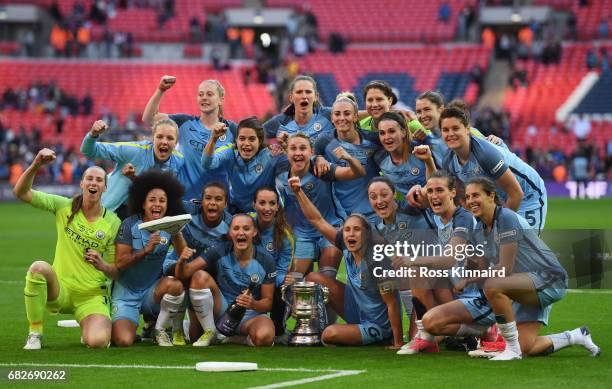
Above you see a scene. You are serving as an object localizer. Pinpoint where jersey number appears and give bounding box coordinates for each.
[367,327,381,339]
[524,210,537,227]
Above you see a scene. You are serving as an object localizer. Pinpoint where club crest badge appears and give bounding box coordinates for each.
[219,134,227,142]
[160,236,168,245]
[255,164,264,174]
[266,242,274,252]
[96,230,105,239]
[250,274,261,284]
[313,122,322,132]
[305,182,314,191]
[398,222,407,230]
[411,167,420,176]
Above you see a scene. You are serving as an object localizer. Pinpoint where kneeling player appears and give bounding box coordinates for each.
[464,177,600,360]
[289,176,404,348]
[161,182,232,346]
[175,214,277,346]
[112,171,187,347]
[396,171,496,355]
[16,149,121,350]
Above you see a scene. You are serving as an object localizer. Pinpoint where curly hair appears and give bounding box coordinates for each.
[127,170,185,217]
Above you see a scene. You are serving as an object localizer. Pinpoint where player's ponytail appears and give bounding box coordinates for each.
[67,194,83,226]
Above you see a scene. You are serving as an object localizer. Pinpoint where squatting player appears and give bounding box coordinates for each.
[15,149,121,350]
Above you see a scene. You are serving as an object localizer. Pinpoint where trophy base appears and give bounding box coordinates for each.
[288,333,322,346]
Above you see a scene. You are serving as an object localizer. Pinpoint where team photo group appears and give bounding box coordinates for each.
[16,73,602,362]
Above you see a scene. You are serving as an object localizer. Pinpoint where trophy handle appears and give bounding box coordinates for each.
[281,284,288,303]
[321,286,329,304]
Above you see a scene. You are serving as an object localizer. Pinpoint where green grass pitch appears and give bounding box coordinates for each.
[0,199,611,388]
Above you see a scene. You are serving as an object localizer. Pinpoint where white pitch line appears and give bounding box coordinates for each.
[0,363,366,388]
[0,362,362,374]
[566,289,612,294]
[0,280,23,285]
[247,370,365,389]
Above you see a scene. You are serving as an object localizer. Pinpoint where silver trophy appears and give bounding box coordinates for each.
[282,281,329,346]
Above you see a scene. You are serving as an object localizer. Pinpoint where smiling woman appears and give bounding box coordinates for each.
[112,170,187,348]
[13,148,122,351]
[201,117,288,213]
[80,119,185,219]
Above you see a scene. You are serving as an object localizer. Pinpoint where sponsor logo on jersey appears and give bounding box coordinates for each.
[491,160,505,174]
[411,167,420,176]
[313,122,322,132]
[474,166,481,174]
[268,271,277,279]
[255,164,264,174]
[496,230,517,243]
[112,305,118,314]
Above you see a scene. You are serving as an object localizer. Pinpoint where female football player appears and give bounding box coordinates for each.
[463,177,599,360]
[15,148,121,350]
[142,76,237,200]
[80,119,184,219]
[175,214,277,347]
[373,111,440,198]
[263,75,334,144]
[314,93,381,222]
[252,187,294,336]
[202,116,288,213]
[288,176,403,348]
[162,181,232,346]
[437,105,547,231]
[276,133,365,281]
[111,171,187,347]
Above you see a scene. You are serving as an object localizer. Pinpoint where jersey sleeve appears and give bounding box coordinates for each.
[103,215,121,264]
[224,119,238,139]
[314,133,333,155]
[263,114,285,139]
[319,106,332,121]
[169,114,193,128]
[30,190,71,214]
[200,242,230,267]
[359,128,382,146]
[201,144,235,171]
[319,162,338,182]
[334,229,345,250]
[274,231,294,287]
[496,208,523,245]
[162,249,178,276]
[80,135,141,163]
[471,137,508,180]
[451,210,473,242]
[260,249,277,285]
[115,217,134,246]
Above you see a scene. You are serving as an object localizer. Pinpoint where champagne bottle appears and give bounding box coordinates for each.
[216,281,257,336]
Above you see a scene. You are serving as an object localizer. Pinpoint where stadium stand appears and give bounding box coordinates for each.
[298,46,489,106]
[0,61,275,148]
[534,0,611,41]
[10,0,210,42]
[266,0,476,42]
[503,43,612,157]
